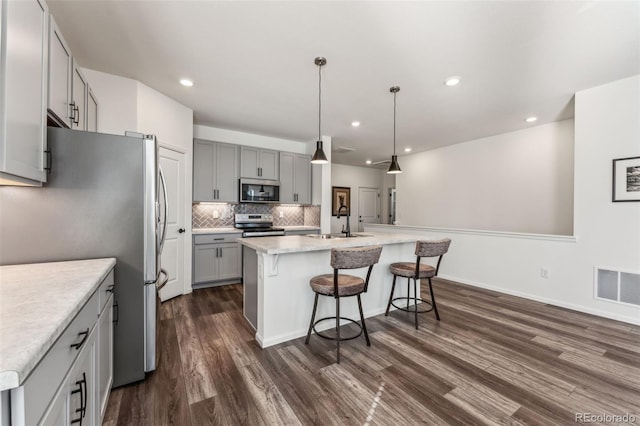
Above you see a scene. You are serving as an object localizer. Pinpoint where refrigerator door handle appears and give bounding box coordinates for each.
[157,268,169,291]
[159,166,169,254]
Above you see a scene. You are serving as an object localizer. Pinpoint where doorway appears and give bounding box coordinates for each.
[357,187,380,231]
[158,145,187,302]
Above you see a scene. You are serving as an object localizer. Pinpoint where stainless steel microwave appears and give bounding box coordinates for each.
[239,178,280,203]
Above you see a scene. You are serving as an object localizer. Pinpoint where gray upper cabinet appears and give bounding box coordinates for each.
[240,146,279,180]
[71,61,87,130]
[279,152,311,204]
[87,87,98,132]
[0,0,49,185]
[193,139,239,202]
[47,15,72,128]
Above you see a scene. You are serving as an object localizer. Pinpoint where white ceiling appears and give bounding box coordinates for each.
[48,1,639,167]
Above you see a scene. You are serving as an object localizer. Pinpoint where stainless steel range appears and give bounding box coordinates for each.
[235,213,285,237]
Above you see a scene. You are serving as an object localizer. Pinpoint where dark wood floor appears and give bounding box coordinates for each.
[103,279,640,425]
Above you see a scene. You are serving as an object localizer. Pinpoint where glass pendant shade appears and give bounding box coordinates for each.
[311,140,328,164]
[387,155,402,174]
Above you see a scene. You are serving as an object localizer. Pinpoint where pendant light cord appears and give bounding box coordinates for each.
[393,90,397,155]
[318,64,322,141]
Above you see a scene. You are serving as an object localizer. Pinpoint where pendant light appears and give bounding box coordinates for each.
[387,86,402,174]
[311,57,329,164]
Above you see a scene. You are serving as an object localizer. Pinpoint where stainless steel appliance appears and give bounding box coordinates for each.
[239,178,280,203]
[0,127,168,387]
[235,213,285,237]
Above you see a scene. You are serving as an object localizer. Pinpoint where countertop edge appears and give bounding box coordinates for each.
[0,257,117,391]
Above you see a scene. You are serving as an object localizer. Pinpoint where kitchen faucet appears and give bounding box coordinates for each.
[336,204,351,237]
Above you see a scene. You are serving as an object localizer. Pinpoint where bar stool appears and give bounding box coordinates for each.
[305,245,383,363]
[385,239,451,329]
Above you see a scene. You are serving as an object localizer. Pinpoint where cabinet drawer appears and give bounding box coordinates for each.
[16,291,99,426]
[97,270,114,314]
[194,233,240,244]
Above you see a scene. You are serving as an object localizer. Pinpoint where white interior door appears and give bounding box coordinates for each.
[159,146,186,302]
[358,187,380,232]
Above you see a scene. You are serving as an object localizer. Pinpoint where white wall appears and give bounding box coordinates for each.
[396,119,575,235]
[331,164,388,233]
[82,69,137,135]
[371,75,640,325]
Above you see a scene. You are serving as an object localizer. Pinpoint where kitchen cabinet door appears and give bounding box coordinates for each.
[194,244,219,283]
[39,384,67,425]
[0,0,48,185]
[71,62,87,131]
[193,140,239,202]
[97,295,113,423]
[215,142,239,202]
[48,15,72,128]
[217,242,241,280]
[279,152,295,203]
[87,87,98,132]
[241,146,279,179]
[279,152,311,204]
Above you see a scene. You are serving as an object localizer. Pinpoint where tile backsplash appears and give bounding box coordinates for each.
[192,203,320,228]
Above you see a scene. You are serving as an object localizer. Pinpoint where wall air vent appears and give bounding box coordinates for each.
[594,267,640,306]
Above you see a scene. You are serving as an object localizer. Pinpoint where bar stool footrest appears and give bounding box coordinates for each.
[390,297,433,314]
[312,316,363,341]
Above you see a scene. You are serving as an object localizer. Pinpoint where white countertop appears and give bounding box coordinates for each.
[0,258,116,391]
[238,232,420,255]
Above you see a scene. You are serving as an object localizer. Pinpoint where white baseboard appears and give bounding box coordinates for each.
[438,274,640,326]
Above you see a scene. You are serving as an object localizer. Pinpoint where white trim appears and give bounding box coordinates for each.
[158,142,186,154]
[366,223,577,243]
[439,273,640,326]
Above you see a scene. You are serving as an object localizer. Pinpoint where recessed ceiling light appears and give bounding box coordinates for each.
[365,160,372,165]
[351,121,361,127]
[404,147,412,153]
[525,116,538,123]
[180,79,194,87]
[444,76,461,86]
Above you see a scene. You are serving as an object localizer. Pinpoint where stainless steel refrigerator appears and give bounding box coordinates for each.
[0,127,168,387]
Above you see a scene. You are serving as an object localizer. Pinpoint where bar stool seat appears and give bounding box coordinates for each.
[305,245,383,363]
[310,274,364,296]
[389,262,435,279]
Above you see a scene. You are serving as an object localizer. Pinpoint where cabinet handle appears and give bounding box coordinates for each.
[70,329,89,350]
[214,237,224,241]
[44,149,52,174]
[106,284,115,293]
[70,372,87,425]
[178,228,185,233]
[113,300,119,324]
[73,104,80,125]
[69,101,76,123]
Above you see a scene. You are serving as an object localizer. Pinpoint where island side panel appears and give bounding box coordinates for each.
[258,241,416,348]
[242,246,258,330]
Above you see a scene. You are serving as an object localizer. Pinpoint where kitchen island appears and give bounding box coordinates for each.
[239,232,423,348]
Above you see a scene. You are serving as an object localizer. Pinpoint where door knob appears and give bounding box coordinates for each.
[178,228,185,233]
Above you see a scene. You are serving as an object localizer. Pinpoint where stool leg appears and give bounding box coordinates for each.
[406,277,411,309]
[357,294,370,346]
[413,278,419,329]
[305,293,319,344]
[336,296,341,363]
[428,278,440,321]
[385,275,397,316]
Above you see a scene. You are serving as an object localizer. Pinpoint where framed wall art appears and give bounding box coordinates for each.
[612,156,640,202]
[332,186,351,216]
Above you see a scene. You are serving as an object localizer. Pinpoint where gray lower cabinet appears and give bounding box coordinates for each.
[193,139,239,202]
[193,234,242,285]
[279,152,311,204]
